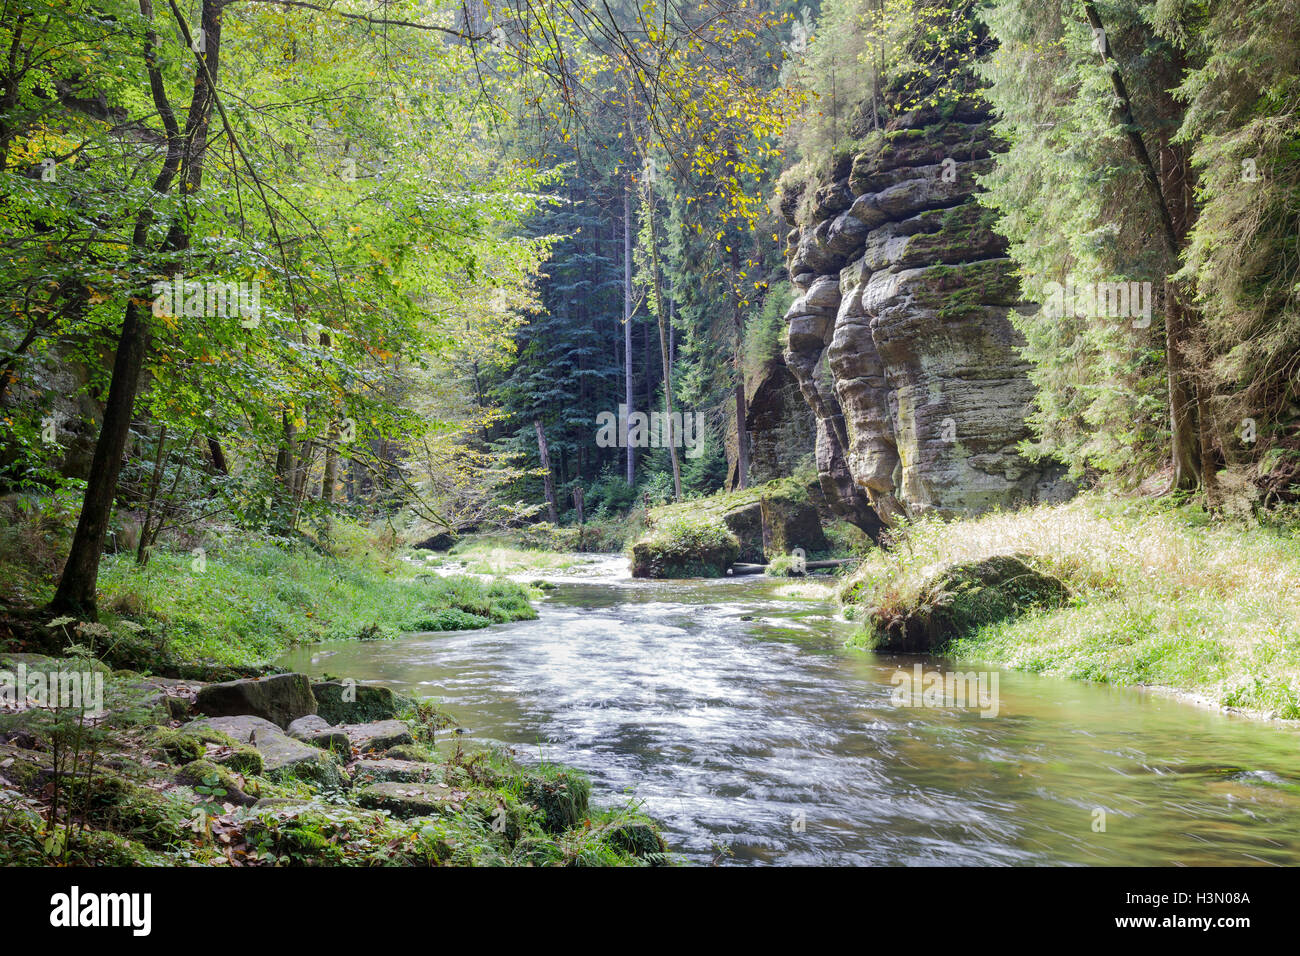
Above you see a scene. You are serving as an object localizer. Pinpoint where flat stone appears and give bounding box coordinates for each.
[341,719,413,753]
[188,715,328,774]
[287,715,351,756]
[355,781,468,818]
[195,673,316,729]
[348,758,440,784]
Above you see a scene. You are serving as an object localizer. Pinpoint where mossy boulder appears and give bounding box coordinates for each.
[287,715,351,757]
[65,772,197,846]
[195,673,316,729]
[630,516,741,579]
[342,719,413,753]
[355,781,466,818]
[759,492,828,558]
[311,681,410,724]
[176,758,260,806]
[605,821,669,860]
[0,742,52,790]
[720,502,765,563]
[519,768,590,833]
[387,743,434,763]
[186,715,342,788]
[870,554,1069,652]
[149,725,205,765]
[348,758,441,785]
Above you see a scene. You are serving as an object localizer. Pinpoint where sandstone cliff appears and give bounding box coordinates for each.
[780,101,1072,527]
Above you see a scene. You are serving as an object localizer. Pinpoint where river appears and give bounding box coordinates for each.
[277,556,1300,865]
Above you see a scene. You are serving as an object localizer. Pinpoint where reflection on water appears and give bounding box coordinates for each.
[278,562,1300,865]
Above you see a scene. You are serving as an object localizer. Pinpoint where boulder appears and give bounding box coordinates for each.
[630,535,739,579]
[341,719,413,753]
[720,502,765,564]
[759,494,829,559]
[287,715,351,757]
[870,554,1069,652]
[175,759,258,806]
[413,531,456,551]
[348,758,441,784]
[194,673,316,729]
[355,781,468,818]
[311,681,406,724]
[186,715,341,786]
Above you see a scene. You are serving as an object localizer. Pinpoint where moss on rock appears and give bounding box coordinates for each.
[630,516,740,579]
[518,767,591,834]
[870,553,1069,652]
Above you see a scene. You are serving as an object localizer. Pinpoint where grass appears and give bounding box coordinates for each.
[839,494,1300,718]
[0,494,536,676]
[91,538,536,674]
[647,472,814,526]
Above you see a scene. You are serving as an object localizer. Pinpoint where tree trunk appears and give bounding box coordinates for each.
[644,181,682,500]
[1084,1,1201,491]
[51,0,213,615]
[321,421,339,508]
[623,179,635,486]
[534,418,559,524]
[730,244,749,490]
[206,436,228,475]
[136,424,168,566]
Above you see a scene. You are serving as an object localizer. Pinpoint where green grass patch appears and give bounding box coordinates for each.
[93,535,536,675]
[841,494,1300,718]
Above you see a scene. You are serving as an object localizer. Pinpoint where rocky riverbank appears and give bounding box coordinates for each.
[0,655,669,866]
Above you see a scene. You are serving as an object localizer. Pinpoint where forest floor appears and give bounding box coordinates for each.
[840,494,1300,720]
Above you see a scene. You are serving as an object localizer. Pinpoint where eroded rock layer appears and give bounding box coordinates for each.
[781,102,1071,525]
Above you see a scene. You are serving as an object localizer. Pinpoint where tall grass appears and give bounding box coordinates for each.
[841,495,1300,718]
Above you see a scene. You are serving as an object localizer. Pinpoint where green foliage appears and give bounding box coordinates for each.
[841,494,1300,717]
[93,524,536,674]
[630,513,742,577]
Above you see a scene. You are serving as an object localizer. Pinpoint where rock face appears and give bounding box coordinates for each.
[743,359,818,485]
[781,101,1072,526]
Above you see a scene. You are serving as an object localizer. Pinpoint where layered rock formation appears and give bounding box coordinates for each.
[781,101,1072,526]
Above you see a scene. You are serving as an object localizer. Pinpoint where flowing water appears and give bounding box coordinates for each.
[277,556,1300,865]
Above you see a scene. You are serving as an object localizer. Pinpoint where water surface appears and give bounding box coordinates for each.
[278,558,1300,865]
